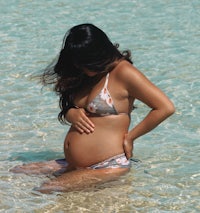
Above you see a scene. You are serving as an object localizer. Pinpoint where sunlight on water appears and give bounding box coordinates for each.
[0,0,200,212]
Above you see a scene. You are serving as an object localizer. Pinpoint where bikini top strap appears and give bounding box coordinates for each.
[104,73,110,88]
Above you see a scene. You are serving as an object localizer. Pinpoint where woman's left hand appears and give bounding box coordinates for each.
[123,133,134,159]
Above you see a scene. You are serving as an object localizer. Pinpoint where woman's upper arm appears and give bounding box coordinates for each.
[119,62,175,112]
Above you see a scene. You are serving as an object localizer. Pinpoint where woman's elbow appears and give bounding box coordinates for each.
[165,101,175,117]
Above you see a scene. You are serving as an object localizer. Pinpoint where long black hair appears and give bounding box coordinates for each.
[41,23,133,124]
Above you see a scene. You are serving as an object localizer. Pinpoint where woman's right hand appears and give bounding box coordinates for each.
[65,108,95,134]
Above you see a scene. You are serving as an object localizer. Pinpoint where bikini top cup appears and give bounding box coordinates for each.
[74,73,130,117]
[86,73,118,116]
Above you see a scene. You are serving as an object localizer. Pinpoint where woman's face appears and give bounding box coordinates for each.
[83,68,98,77]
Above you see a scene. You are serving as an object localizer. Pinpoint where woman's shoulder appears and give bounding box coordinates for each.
[115,59,132,70]
[112,60,138,80]
[112,60,149,90]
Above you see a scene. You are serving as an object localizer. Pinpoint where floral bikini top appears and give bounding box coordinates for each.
[86,73,128,116]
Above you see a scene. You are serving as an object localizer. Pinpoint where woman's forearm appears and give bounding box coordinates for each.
[129,106,175,141]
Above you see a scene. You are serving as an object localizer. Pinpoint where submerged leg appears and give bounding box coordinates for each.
[36,167,129,194]
[10,159,69,175]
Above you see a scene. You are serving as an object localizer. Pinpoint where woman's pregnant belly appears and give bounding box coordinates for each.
[64,115,130,167]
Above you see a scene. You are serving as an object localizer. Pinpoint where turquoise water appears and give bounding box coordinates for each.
[0,0,199,212]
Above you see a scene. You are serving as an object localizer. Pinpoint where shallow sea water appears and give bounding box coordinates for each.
[0,0,200,212]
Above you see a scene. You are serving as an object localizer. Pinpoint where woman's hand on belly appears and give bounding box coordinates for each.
[65,108,95,134]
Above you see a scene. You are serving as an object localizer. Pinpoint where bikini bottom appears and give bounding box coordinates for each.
[87,153,131,169]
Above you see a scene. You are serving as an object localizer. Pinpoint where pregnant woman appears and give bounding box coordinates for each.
[11,24,175,193]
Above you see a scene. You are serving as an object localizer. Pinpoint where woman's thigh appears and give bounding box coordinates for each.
[37,167,130,193]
